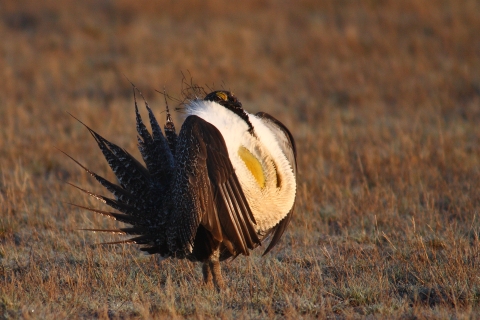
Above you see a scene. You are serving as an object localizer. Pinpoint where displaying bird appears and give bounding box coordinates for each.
[67,89,297,289]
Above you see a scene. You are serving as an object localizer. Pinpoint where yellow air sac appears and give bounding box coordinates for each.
[238,146,265,188]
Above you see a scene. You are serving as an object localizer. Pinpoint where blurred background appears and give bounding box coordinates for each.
[1,0,479,161]
[1,0,479,168]
[1,0,479,317]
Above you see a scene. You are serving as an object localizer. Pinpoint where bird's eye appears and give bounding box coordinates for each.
[216,92,228,101]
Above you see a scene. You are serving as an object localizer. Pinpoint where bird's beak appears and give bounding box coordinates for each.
[233,101,242,108]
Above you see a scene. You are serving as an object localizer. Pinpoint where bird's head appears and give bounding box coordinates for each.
[204,91,254,134]
[204,91,242,109]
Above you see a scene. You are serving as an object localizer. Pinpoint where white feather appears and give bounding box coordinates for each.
[184,100,296,231]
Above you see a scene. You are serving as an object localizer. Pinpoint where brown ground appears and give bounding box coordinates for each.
[1,0,479,318]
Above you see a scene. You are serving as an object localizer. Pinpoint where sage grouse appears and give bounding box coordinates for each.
[69,90,297,289]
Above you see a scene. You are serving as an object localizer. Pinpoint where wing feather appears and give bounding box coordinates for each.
[171,115,260,256]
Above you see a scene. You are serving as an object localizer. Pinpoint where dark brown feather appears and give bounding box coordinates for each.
[169,115,261,257]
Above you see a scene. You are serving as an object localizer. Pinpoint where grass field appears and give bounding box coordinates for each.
[1,0,480,318]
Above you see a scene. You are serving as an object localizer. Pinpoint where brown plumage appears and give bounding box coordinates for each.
[67,89,297,289]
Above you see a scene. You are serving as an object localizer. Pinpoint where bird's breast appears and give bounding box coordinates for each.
[185,100,296,231]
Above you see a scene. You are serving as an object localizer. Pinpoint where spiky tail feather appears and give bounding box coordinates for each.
[65,89,177,255]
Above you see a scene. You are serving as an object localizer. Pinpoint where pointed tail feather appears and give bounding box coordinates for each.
[97,235,155,245]
[68,203,141,225]
[57,148,139,205]
[65,91,177,257]
[68,112,152,198]
[80,229,127,235]
[90,130,151,192]
[163,89,177,155]
[133,89,175,184]
[66,183,144,218]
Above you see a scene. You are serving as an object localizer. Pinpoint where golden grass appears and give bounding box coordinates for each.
[1,0,479,318]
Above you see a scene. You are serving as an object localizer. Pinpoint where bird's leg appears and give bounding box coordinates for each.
[210,259,225,290]
[209,249,225,290]
[202,248,225,290]
[202,261,213,287]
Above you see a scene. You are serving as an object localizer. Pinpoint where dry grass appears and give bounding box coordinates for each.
[1,0,479,318]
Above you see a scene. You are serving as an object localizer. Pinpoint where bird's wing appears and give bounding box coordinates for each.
[171,115,261,256]
[255,112,297,255]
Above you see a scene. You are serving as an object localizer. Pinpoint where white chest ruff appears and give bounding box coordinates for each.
[186,100,296,231]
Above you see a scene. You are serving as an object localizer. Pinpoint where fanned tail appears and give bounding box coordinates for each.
[133,88,175,185]
[65,89,177,255]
